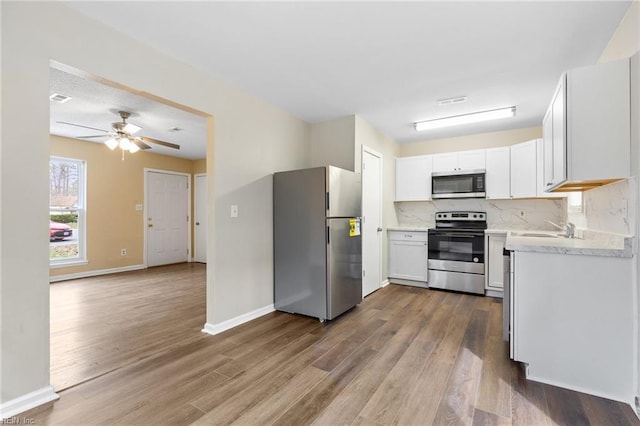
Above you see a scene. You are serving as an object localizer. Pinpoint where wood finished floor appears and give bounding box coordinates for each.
[24,263,639,425]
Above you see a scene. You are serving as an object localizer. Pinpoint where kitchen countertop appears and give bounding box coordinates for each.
[504,229,635,258]
[387,226,429,232]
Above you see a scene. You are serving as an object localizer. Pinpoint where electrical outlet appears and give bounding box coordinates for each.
[121,248,127,256]
[231,205,239,218]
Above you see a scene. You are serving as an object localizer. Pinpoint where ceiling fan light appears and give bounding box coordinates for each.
[119,137,131,150]
[128,143,140,153]
[105,138,118,150]
[123,123,141,134]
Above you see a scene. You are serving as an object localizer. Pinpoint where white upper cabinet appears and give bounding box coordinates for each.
[395,155,432,201]
[458,149,486,170]
[510,139,538,198]
[485,147,510,199]
[543,58,630,192]
[431,152,458,172]
[432,149,486,172]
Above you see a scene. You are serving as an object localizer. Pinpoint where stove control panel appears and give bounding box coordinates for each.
[435,211,486,221]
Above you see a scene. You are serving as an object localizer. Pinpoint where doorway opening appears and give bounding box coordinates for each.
[48,61,212,391]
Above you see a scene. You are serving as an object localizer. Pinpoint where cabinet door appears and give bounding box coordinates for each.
[485,147,510,199]
[542,106,554,191]
[536,139,546,196]
[458,149,486,170]
[389,240,428,281]
[551,75,566,187]
[432,152,459,172]
[510,140,537,198]
[486,234,506,291]
[395,156,432,201]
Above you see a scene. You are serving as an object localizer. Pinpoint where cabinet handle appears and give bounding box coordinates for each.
[404,234,412,238]
[546,182,552,186]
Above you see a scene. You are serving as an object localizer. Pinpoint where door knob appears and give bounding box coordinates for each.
[196,222,200,226]
[148,224,153,228]
[377,227,383,232]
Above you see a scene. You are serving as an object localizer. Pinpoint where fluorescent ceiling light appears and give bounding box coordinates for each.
[414,106,516,131]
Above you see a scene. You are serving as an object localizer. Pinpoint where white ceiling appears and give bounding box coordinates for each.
[50,67,208,159]
[57,1,631,155]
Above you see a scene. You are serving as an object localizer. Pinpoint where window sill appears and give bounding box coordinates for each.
[50,259,88,269]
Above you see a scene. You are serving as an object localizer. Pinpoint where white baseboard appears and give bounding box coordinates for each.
[381,279,391,287]
[526,372,632,407]
[202,304,275,336]
[0,386,59,420]
[49,264,146,283]
[485,289,504,298]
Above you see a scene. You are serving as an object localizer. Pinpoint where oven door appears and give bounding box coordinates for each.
[427,230,484,264]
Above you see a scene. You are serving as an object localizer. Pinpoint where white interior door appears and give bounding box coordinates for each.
[194,174,207,263]
[362,147,382,297]
[146,171,189,267]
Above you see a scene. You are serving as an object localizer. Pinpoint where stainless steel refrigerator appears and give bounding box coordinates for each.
[274,166,362,322]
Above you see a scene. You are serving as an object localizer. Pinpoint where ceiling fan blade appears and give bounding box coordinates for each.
[141,136,180,150]
[56,121,110,133]
[132,138,152,150]
[77,134,111,139]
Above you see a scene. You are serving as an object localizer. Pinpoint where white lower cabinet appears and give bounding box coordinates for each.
[388,230,428,287]
[485,232,507,296]
[511,250,634,402]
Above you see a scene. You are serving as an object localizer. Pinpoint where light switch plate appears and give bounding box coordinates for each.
[135,204,143,211]
[231,205,239,218]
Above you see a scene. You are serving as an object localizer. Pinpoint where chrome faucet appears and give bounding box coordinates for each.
[547,220,576,238]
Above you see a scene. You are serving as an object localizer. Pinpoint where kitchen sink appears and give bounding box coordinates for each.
[511,232,560,238]
[511,231,583,240]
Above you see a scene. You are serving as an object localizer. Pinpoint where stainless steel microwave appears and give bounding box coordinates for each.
[431,169,486,199]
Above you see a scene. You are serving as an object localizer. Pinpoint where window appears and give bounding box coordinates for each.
[567,191,583,214]
[50,156,86,266]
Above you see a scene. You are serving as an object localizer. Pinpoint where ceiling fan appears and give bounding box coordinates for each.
[57,110,180,153]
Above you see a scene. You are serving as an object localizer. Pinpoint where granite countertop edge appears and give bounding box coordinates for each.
[504,231,635,258]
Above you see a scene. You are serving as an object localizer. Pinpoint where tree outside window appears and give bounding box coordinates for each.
[50,156,86,264]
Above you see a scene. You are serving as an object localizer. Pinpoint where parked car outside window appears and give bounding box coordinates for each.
[50,221,72,241]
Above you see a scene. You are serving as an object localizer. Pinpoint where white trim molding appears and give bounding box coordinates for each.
[0,386,59,420]
[202,304,275,336]
[381,279,391,287]
[49,264,145,283]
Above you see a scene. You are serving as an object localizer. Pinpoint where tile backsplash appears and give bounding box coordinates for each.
[395,198,566,230]
[580,177,636,235]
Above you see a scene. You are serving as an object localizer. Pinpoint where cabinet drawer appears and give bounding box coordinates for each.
[388,231,427,242]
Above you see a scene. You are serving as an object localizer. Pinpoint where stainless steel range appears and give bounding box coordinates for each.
[428,211,486,295]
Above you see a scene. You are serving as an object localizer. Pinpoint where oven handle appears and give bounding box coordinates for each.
[428,232,484,238]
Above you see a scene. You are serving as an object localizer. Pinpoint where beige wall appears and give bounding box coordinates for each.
[309,116,356,171]
[398,126,542,157]
[192,159,206,174]
[50,136,203,277]
[598,1,639,64]
[1,1,309,406]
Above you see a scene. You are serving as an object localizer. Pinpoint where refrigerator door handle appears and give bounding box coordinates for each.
[326,192,330,211]
[327,226,330,244]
